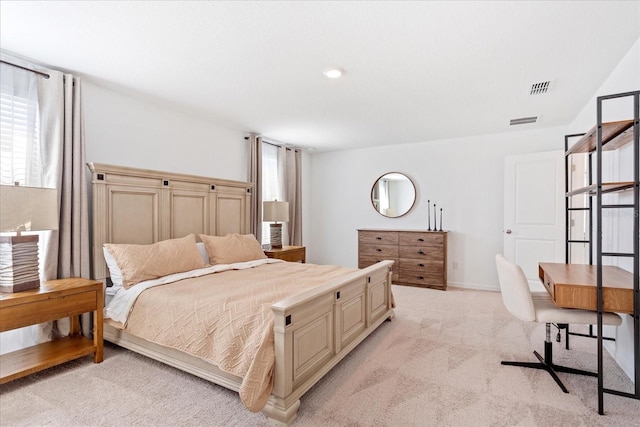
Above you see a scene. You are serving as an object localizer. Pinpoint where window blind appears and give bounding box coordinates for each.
[0,64,42,187]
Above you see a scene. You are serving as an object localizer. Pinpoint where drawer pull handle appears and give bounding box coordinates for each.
[418,238,424,242]
[417,250,425,255]
[418,263,424,267]
[376,237,382,240]
[376,248,382,252]
[417,276,424,280]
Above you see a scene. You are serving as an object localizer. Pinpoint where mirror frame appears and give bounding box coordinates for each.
[370,172,417,218]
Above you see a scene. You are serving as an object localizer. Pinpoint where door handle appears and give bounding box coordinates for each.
[505,229,512,234]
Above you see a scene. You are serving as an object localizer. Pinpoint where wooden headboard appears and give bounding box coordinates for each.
[88,163,253,282]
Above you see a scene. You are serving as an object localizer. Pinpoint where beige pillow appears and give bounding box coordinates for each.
[199,233,267,265]
[104,234,205,289]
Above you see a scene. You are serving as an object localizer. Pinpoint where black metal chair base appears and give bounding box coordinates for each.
[501,333,597,393]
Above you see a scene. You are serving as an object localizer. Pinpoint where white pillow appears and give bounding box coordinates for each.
[103,246,124,288]
[196,241,209,265]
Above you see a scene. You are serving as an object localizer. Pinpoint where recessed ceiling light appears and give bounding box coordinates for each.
[323,68,344,79]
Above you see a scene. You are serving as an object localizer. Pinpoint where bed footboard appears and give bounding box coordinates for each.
[267,260,394,425]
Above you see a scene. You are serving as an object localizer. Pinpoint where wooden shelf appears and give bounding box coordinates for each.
[566,120,634,154]
[0,336,96,384]
[566,181,635,196]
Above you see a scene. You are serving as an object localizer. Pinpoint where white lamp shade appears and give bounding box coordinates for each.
[263,200,289,222]
[0,185,58,232]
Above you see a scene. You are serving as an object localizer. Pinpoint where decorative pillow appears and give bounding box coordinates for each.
[104,234,205,289]
[103,246,124,288]
[199,233,267,265]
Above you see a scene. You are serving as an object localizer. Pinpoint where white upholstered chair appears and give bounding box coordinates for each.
[495,254,622,393]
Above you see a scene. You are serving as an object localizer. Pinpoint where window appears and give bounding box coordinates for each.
[0,62,44,355]
[261,141,285,245]
[0,63,42,186]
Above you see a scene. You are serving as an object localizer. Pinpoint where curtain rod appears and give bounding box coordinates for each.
[244,136,299,150]
[1,60,50,79]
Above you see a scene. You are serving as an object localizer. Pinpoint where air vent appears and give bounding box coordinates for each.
[530,81,552,95]
[510,116,538,126]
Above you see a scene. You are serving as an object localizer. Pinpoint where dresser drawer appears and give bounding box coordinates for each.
[398,270,444,286]
[359,244,399,258]
[398,232,443,246]
[359,256,398,276]
[399,245,443,260]
[398,259,443,274]
[359,231,399,245]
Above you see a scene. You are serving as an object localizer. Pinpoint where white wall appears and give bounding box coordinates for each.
[307,125,566,290]
[83,81,248,182]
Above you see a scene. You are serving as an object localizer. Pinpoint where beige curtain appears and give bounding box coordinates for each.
[285,148,302,246]
[247,133,263,242]
[39,70,91,337]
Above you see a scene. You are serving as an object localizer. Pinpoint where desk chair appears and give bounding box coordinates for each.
[495,254,622,393]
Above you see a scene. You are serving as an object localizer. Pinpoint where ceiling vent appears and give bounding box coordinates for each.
[529,80,553,95]
[510,116,538,126]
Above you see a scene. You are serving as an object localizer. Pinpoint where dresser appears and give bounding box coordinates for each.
[358,229,447,290]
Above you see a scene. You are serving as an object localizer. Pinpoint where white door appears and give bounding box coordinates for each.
[504,150,564,291]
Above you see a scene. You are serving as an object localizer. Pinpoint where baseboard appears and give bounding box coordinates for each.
[604,323,635,383]
[446,281,499,292]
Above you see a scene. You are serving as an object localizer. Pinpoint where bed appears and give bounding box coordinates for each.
[88,163,395,425]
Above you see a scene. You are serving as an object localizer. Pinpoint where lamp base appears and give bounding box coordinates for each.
[269,223,283,249]
[0,235,41,293]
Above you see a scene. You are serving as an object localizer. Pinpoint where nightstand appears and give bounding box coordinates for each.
[0,277,104,384]
[264,245,306,263]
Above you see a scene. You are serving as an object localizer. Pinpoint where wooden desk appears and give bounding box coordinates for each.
[0,278,104,384]
[538,263,634,314]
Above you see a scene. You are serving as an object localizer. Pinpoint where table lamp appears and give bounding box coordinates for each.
[0,184,58,292]
[263,200,289,249]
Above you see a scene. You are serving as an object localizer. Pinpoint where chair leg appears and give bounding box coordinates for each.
[501,323,597,393]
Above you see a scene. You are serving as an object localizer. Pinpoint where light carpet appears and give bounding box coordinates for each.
[1,285,638,426]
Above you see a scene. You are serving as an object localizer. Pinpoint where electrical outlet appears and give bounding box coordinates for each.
[453,261,459,270]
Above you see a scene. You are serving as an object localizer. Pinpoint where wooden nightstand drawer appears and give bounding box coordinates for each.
[264,246,306,263]
[0,291,97,331]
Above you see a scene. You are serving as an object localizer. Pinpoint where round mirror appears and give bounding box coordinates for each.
[370,172,416,218]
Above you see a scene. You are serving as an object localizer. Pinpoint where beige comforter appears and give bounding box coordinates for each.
[124,261,357,411]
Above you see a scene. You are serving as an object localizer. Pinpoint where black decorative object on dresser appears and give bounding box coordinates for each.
[358,229,447,290]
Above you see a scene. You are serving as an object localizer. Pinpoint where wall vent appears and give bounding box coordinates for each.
[510,116,538,126]
[530,80,552,95]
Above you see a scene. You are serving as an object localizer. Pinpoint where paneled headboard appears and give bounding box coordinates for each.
[88,163,253,282]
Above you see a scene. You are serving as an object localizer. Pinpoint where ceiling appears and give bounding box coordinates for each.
[1,1,638,152]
